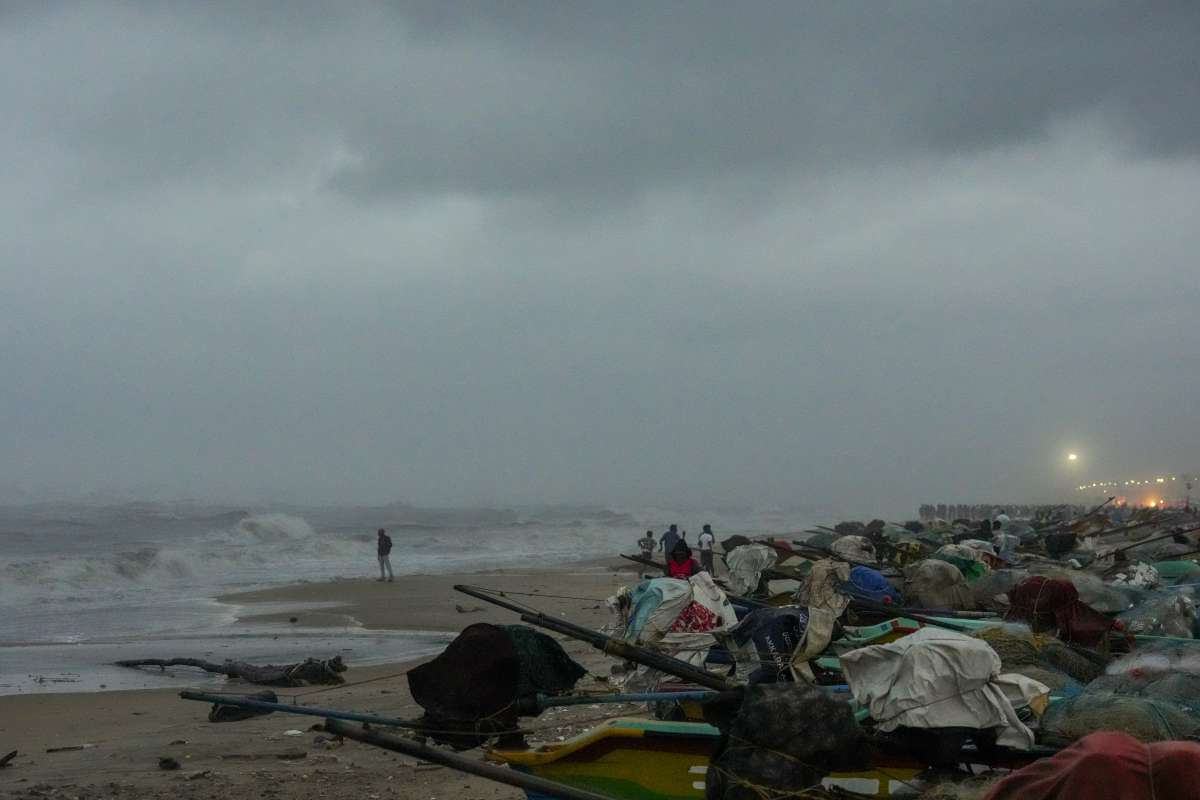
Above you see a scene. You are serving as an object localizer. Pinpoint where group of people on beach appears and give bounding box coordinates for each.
[374,522,719,584]
[638,523,717,578]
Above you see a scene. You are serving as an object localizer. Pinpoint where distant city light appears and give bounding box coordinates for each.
[1077,472,1195,495]
[1067,453,1079,461]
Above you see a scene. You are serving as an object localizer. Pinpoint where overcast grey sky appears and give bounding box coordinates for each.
[2,2,1198,512]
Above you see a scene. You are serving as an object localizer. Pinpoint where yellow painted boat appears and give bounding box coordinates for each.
[490,718,925,799]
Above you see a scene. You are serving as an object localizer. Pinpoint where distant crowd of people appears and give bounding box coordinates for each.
[918,504,1089,523]
[637,523,717,578]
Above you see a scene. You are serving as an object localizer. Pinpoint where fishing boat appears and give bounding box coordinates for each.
[489,717,927,799]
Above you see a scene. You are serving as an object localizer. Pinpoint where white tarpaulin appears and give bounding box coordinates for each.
[841,627,1049,749]
[725,544,777,596]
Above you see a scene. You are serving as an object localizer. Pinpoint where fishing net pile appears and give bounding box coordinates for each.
[1039,642,1200,744]
[1037,568,1134,614]
[1003,576,1118,647]
[406,622,585,747]
[970,624,1106,692]
[1117,589,1198,637]
[703,683,866,800]
[969,570,1028,612]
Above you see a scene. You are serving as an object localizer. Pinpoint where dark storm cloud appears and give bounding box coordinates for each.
[7,3,1198,200]
[328,1,1200,198]
[1,3,1198,511]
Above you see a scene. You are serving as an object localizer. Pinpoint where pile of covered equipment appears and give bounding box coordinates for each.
[598,506,1200,796]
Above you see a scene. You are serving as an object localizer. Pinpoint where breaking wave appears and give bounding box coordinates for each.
[0,513,334,603]
[0,508,644,609]
[234,513,317,542]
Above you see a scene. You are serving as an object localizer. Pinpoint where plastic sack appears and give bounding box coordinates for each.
[724,544,777,596]
[904,558,975,610]
[830,535,877,565]
[1111,562,1161,590]
[842,565,903,605]
[726,606,810,683]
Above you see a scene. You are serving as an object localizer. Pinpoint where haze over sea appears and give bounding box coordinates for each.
[0,500,842,695]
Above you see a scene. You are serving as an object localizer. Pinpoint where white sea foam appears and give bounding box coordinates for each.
[0,503,829,652]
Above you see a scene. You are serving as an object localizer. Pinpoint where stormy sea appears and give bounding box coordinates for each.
[0,501,836,695]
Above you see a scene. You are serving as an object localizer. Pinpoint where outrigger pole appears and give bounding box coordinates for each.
[453,584,735,691]
[179,688,722,723]
[180,689,420,727]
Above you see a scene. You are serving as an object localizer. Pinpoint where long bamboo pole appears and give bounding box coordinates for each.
[179,690,418,727]
[453,585,734,691]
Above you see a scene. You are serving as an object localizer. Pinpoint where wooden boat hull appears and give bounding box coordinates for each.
[491,718,925,799]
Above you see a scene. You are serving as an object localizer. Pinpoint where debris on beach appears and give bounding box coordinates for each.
[170,502,1200,799]
[44,744,95,754]
[217,750,306,761]
[208,690,280,722]
[114,655,347,686]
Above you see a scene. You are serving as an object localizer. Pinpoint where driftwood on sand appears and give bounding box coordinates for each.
[114,656,347,686]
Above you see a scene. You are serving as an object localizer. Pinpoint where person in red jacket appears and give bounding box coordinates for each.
[666,541,701,579]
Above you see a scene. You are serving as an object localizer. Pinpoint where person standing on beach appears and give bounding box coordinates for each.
[659,524,681,564]
[376,528,394,582]
[638,530,656,560]
[697,524,716,574]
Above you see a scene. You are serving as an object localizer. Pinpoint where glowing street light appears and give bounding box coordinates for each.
[1067,453,1079,462]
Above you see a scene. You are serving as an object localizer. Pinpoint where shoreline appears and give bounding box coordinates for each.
[1,556,642,696]
[217,555,635,632]
[0,558,647,799]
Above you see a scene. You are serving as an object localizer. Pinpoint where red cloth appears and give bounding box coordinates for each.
[668,601,721,633]
[1004,576,1114,647]
[983,731,1200,800]
[667,558,701,579]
